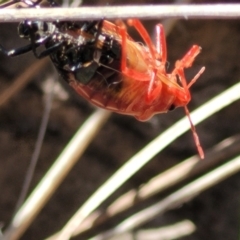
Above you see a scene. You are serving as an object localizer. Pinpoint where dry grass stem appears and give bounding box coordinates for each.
[106,220,196,240]
[0,4,240,22]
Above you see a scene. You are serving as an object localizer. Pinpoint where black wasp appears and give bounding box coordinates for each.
[0,0,123,106]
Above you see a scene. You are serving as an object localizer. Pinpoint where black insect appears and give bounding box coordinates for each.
[0,0,123,94]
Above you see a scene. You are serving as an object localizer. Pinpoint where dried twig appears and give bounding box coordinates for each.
[0,4,240,22]
[103,220,196,240]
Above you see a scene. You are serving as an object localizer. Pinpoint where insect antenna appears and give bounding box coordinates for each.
[187,66,205,89]
[99,62,122,75]
[184,106,204,159]
[95,65,122,89]
[95,69,108,86]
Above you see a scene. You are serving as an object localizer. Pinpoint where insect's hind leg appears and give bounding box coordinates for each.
[126,19,165,104]
[115,20,161,104]
[155,24,167,63]
[127,19,157,62]
[114,20,151,81]
[174,45,204,90]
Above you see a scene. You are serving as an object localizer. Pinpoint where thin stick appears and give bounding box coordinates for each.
[2,109,111,240]
[55,81,240,240]
[0,4,240,22]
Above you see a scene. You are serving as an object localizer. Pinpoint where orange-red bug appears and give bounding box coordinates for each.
[69,19,205,158]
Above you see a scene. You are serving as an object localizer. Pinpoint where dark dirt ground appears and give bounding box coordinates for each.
[0,0,240,239]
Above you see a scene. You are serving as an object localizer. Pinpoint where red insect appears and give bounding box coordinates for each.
[69,19,205,158]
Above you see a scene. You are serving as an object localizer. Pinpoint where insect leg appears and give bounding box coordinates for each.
[0,43,34,57]
[127,19,164,104]
[115,20,151,81]
[127,19,157,62]
[144,23,169,103]
[173,46,205,159]
[145,71,162,104]
[176,45,201,69]
[155,24,167,63]
[0,41,62,59]
[174,45,203,90]
[174,67,204,159]
[32,42,62,59]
